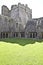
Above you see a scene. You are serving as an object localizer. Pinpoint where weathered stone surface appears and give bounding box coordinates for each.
[0,3,43,39]
[10,3,32,29]
[2,5,10,16]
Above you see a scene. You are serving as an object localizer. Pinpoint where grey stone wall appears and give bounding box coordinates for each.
[1,3,43,39]
[10,3,32,29]
[2,5,10,16]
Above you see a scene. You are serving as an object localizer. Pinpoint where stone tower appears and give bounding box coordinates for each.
[2,3,32,29]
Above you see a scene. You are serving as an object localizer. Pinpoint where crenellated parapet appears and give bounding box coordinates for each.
[10,3,32,28]
[1,3,32,20]
[11,3,32,19]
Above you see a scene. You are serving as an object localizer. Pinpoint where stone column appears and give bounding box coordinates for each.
[2,33,3,38]
[9,32,12,38]
[0,32,1,38]
[25,32,27,38]
[8,33,9,38]
[5,33,6,38]
[8,33,10,38]
[25,34,27,38]
[10,32,13,38]
[37,32,41,39]
[29,33,30,38]
[14,33,16,37]
[35,33,37,38]
[32,33,33,38]
[28,33,30,38]
[15,33,16,37]
[18,32,21,38]
[34,33,36,38]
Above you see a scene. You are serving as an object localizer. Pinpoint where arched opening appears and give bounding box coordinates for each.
[29,32,37,38]
[1,32,9,38]
[21,32,25,38]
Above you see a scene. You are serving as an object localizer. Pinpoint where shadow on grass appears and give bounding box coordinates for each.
[0,38,43,46]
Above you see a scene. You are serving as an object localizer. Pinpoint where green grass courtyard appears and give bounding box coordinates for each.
[0,38,43,65]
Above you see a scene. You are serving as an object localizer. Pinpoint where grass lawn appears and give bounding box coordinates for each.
[0,38,43,65]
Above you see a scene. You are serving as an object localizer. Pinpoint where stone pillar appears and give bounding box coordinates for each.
[0,32,1,38]
[34,33,36,38]
[25,34,27,38]
[28,33,30,38]
[13,33,16,38]
[14,33,16,37]
[25,32,27,38]
[41,33,42,38]
[37,32,41,39]
[35,33,37,38]
[9,32,12,38]
[18,32,21,38]
[5,33,6,38]
[8,33,9,38]
[15,33,16,37]
[10,32,13,38]
[32,33,33,38]
[2,32,3,38]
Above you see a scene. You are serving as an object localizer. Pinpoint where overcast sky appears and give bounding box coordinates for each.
[0,0,43,18]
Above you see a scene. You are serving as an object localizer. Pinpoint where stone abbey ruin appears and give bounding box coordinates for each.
[0,3,43,39]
